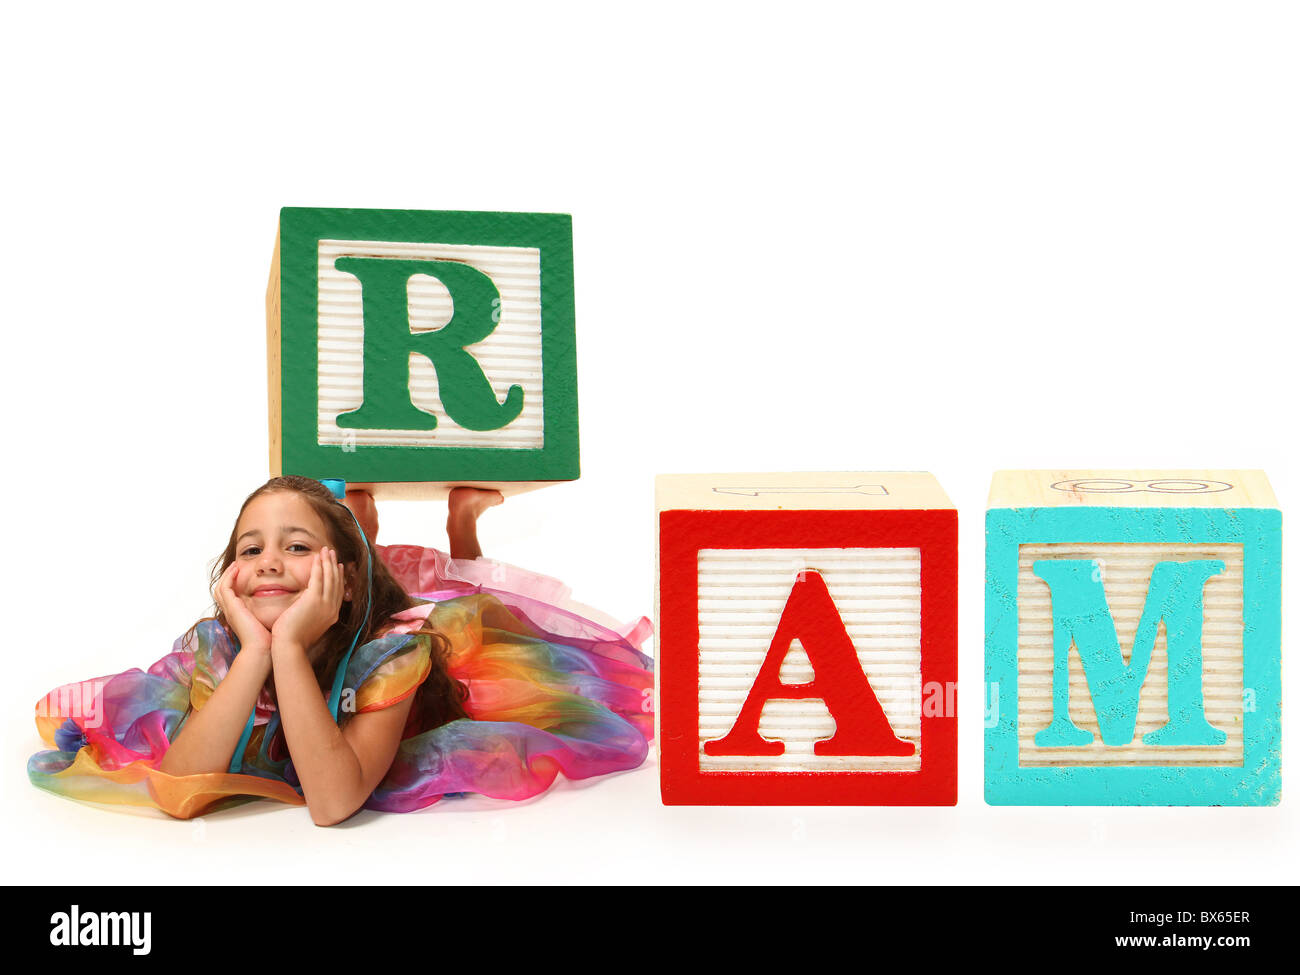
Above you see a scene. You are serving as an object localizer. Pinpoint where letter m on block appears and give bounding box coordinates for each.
[1032,559,1228,748]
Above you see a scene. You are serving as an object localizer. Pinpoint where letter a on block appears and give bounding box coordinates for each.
[704,570,914,757]
[1032,559,1228,748]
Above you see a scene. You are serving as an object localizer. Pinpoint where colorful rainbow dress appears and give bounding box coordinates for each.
[28,545,654,818]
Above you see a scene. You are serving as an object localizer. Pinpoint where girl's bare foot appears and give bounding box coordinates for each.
[343,489,379,545]
[447,487,504,560]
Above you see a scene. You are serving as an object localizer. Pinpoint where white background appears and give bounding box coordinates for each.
[2,2,1295,885]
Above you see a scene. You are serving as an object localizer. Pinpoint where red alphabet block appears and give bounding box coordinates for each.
[656,473,958,805]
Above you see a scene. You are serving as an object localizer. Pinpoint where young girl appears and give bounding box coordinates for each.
[28,476,654,824]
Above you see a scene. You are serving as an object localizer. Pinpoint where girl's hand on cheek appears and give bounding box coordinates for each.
[215,563,272,654]
[271,548,345,651]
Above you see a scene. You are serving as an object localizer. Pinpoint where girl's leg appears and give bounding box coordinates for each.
[343,490,380,545]
[447,487,503,560]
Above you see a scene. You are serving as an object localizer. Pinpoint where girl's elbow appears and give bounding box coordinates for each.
[310,808,347,827]
[308,795,366,827]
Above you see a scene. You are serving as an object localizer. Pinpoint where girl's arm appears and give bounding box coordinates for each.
[268,640,414,826]
[158,562,275,779]
[156,647,272,777]
[269,546,412,826]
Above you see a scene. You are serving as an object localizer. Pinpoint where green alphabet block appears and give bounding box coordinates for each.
[267,207,578,497]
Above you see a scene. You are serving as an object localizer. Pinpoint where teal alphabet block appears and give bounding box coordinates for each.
[985,471,1281,805]
[267,207,578,497]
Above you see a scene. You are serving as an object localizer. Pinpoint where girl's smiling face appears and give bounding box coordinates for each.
[232,491,335,630]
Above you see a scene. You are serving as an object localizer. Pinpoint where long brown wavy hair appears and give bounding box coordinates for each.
[187,476,469,731]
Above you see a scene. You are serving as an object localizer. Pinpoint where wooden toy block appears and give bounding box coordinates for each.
[656,472,958,805]
[985,471,1282,806]
[267,207,578,499]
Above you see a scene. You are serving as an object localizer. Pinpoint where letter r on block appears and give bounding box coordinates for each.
[333,257,524,433]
